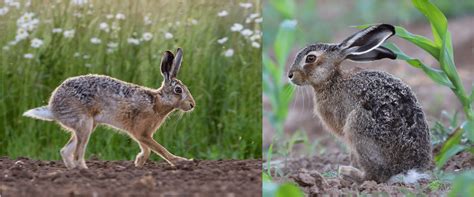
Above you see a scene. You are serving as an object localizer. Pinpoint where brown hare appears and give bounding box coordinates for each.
[288,24,431,183]
[23,48,195,169]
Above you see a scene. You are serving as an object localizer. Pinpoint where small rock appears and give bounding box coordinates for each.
[360,180,378,191]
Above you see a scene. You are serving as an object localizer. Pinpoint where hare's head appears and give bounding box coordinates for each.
[288,24,396,86]
[159,48,195,112]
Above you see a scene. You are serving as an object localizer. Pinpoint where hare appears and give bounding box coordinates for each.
[23,48,195,169]
[288,24,432,183]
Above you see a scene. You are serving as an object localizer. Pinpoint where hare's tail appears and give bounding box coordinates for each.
[23,106,55,121]
[388,169,430,184]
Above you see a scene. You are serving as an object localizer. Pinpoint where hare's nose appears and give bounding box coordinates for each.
[288,72,294,79]
[189,103,194,109]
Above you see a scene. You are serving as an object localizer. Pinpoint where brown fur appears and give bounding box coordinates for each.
[24,49,195,169]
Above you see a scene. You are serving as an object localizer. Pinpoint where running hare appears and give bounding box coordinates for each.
[288,24,431,183]
[24,48,195,169]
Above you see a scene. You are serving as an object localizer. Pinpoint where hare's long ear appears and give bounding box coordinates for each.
[160,51,174,82]
[170,48,183,78]
[339,24,396,61]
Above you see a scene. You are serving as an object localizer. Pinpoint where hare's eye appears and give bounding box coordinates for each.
[174,86,183,94]
[305,55,317,63]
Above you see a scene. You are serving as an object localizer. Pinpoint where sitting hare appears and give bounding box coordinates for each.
[288,24,431,183]
[23,48,195,169]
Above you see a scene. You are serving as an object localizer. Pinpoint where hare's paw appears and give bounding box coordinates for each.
[338,165,364,183]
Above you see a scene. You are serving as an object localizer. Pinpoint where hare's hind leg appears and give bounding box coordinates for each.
[73,118,94,169]
[60,134,77,169]
[134,142,151,167]
[57,115,94,169]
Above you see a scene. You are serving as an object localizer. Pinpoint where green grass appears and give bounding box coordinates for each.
[0,0,262,161]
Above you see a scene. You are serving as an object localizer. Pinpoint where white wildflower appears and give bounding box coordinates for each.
[107,42,118,48]
[99,22,109,32]
[83,54,90,59]
[241,29,253,37]
[85,63,92,67]
[230,23,243,32]
[0,7,9,16]
[106,14,114,19]
[3,46,10,51]
[190,19,198,25]
[24,53,34,59]
[8,40,18,46]
[15,28,29,41]
[250,33,261,41]
[255,17,263,23]
[217,37,228,44]
[106,48,114,54]
[74,52,81,57]
[115,13,125,20]
[127,38,140,45]
[52,28,63,33]
[217,10,228,17]
[144,16,152,25]
[72,0,88,6]
[7,1,20,9]
[164,32,173,40]
[249,13,260,19]
[142,32,153,41]
[63,29,75,38]
[90,37,101,44]
[239,3,252,9]
[224,49,234,57]
[251,41,260,48]
[73,12,83,18]
[30,38,44,48]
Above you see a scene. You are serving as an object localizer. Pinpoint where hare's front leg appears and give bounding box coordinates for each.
[134,142,151,167]
[134,133,189,166]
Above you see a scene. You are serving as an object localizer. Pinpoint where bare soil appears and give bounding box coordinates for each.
[0,157,262,197]
[269,150,472,196]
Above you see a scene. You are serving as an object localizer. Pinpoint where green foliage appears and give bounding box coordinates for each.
[262,180,304,197]
[263,20,296,137]
[448,170,474,197]
[0,0,261,160]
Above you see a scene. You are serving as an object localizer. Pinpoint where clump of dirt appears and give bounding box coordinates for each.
[0,157,261,196]
[269,151,472,195]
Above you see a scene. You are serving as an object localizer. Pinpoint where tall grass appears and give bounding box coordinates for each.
[0,0,262,161]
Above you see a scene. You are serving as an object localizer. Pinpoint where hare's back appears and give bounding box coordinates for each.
[49,74,145,109]
[345,71,429,141]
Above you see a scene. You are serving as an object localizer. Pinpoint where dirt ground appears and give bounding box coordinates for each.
[0,157,262,197]
[269,150,472,196]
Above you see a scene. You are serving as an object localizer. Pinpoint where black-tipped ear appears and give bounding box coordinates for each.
[339,24,395,57]
[346,46,396,62]
[170,48,183,78]
[160,51,174,82]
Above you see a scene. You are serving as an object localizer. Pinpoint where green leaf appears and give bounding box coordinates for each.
[269,0,295,19]
[470,83,474,103]
[412,0,448,46]
[385,43,454,88]
[394,26,440,59]
[274,20,297,68]
[276,183,304,197]
[435,127,465,168]
[276,84,294,121]
[266,144,274,176]
[461,120,474,143]
[448,170,474,197]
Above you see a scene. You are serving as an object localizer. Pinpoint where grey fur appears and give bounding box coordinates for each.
[288,24,432,183]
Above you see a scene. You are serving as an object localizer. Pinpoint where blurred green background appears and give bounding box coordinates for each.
[0,0,262,161]
[263,0,474,48]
